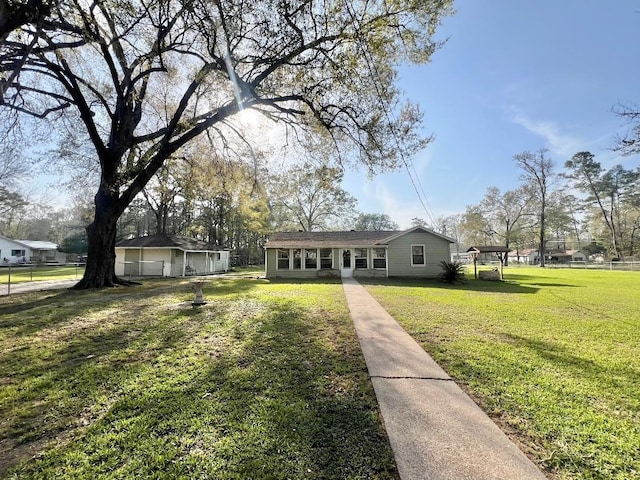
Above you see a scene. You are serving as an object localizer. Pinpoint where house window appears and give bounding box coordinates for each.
[11,249,25,257]
[292,249,302,269]
[372,248,386,269]
[354,248,368,269]
[277,249,289,269]
[305,249,317,269]
[411,245,425,266]
[320,249,332,269]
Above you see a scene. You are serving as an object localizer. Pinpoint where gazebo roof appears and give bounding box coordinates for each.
[466,245,511,254]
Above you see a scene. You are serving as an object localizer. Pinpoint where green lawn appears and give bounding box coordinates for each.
[360,267,640,480]
[0,265,85,285]
[0,278,397,479]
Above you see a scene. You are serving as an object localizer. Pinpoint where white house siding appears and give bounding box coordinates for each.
[140,248,169,276]
[117,247,228,277]
[0,238,30,263]
[116,248,140,276]
[387,231,450,277]
[187,252,230,275]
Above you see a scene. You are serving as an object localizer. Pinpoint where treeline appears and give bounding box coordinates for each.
[1,152,400,265]
[438,149,640,262]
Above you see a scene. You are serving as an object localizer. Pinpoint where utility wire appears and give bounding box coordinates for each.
[344,3,437,228]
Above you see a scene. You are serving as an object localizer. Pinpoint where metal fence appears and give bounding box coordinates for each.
[567,261,640,271]
[0,263,85,295]
[120,260,165,278]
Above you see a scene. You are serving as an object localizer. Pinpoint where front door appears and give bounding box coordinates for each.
[341,249,353,277]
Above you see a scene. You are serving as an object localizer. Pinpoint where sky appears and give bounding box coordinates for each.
[343,0,640,229]
[20,1,640,228]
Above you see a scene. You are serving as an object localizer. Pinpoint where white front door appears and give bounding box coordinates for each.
[340,249,353,277]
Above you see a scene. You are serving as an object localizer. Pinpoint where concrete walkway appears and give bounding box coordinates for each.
[0,279,78,296]
[342,277,547,480]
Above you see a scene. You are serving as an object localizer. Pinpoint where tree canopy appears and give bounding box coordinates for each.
[1,0,453,287]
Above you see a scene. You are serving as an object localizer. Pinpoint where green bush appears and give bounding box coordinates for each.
[439,260,465,284]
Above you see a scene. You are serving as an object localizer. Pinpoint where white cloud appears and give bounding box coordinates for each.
[511,114,585,157]
[365,179,432,230]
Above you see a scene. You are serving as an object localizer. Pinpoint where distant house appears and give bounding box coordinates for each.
[115,234,230,277]
[264,226,454,279]
[548,249,588,264]
[508,248,538,265]
[0,235,64,264]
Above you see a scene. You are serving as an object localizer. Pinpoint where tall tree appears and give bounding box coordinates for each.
[479,185,535,265]
[1,0,452,287]
[514,149,553,267]
[564,152,638,260]
[410,217,429,228]
[0,0,53,43]
[613,103,640,156]
[270,163,358,231]
[354,213,399,231]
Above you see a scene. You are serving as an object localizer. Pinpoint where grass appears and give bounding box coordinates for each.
[0,265,85,285]
[0,277,397,479]
[360,267,640,480]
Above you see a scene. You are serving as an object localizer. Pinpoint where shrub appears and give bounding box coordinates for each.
[439,260,465,284]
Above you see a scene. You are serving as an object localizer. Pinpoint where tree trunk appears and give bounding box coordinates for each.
[72,187,135,289]
[539,203,546,267]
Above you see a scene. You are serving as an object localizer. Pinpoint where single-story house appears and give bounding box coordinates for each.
[115,234,230,277]
[508,248,538,265]
[0,234,64,264]
[508,248,587,265]
[548,249,587,263]
[264,226,454,279]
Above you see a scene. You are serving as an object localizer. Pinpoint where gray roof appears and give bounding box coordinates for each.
[266,230,400,248]
[116,234,221,251]
[15,240,58,250]
[265,226,454,248]
[467,245,511,253]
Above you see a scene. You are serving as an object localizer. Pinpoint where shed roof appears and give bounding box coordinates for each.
[116,234,222,251]
[467,245,511,253]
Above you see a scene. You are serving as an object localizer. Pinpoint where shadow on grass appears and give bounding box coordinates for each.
[501,334,639,398]
[0,278,258,332]
[499,273,579,288]
[1,281,398,479]
[357,276,543,294]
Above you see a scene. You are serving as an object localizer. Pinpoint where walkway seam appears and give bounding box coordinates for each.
[370,375,455,381]
[342,276,547,480]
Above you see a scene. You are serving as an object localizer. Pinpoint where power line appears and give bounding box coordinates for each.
[344,4,437,228]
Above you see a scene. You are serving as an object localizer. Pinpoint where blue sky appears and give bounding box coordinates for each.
[344,0,640,229]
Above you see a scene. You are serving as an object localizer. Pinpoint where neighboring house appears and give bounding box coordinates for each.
[508,248,538,265]
[115,234,230,277]
[0,234,64,264]
[264,226,454,279]
[548,249,588,264]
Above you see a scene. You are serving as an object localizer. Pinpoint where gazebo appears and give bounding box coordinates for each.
[466,246,511,280]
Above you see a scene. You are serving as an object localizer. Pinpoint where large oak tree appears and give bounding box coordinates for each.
[1,0,452,287]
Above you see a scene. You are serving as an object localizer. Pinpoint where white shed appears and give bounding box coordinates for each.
[115,234,229,277]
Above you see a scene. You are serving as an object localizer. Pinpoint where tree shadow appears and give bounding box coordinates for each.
[499,273,579,288]
[0,278,258,334]
[499,333,639,402]
[1,281,398,478]
[356,276,543,294]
